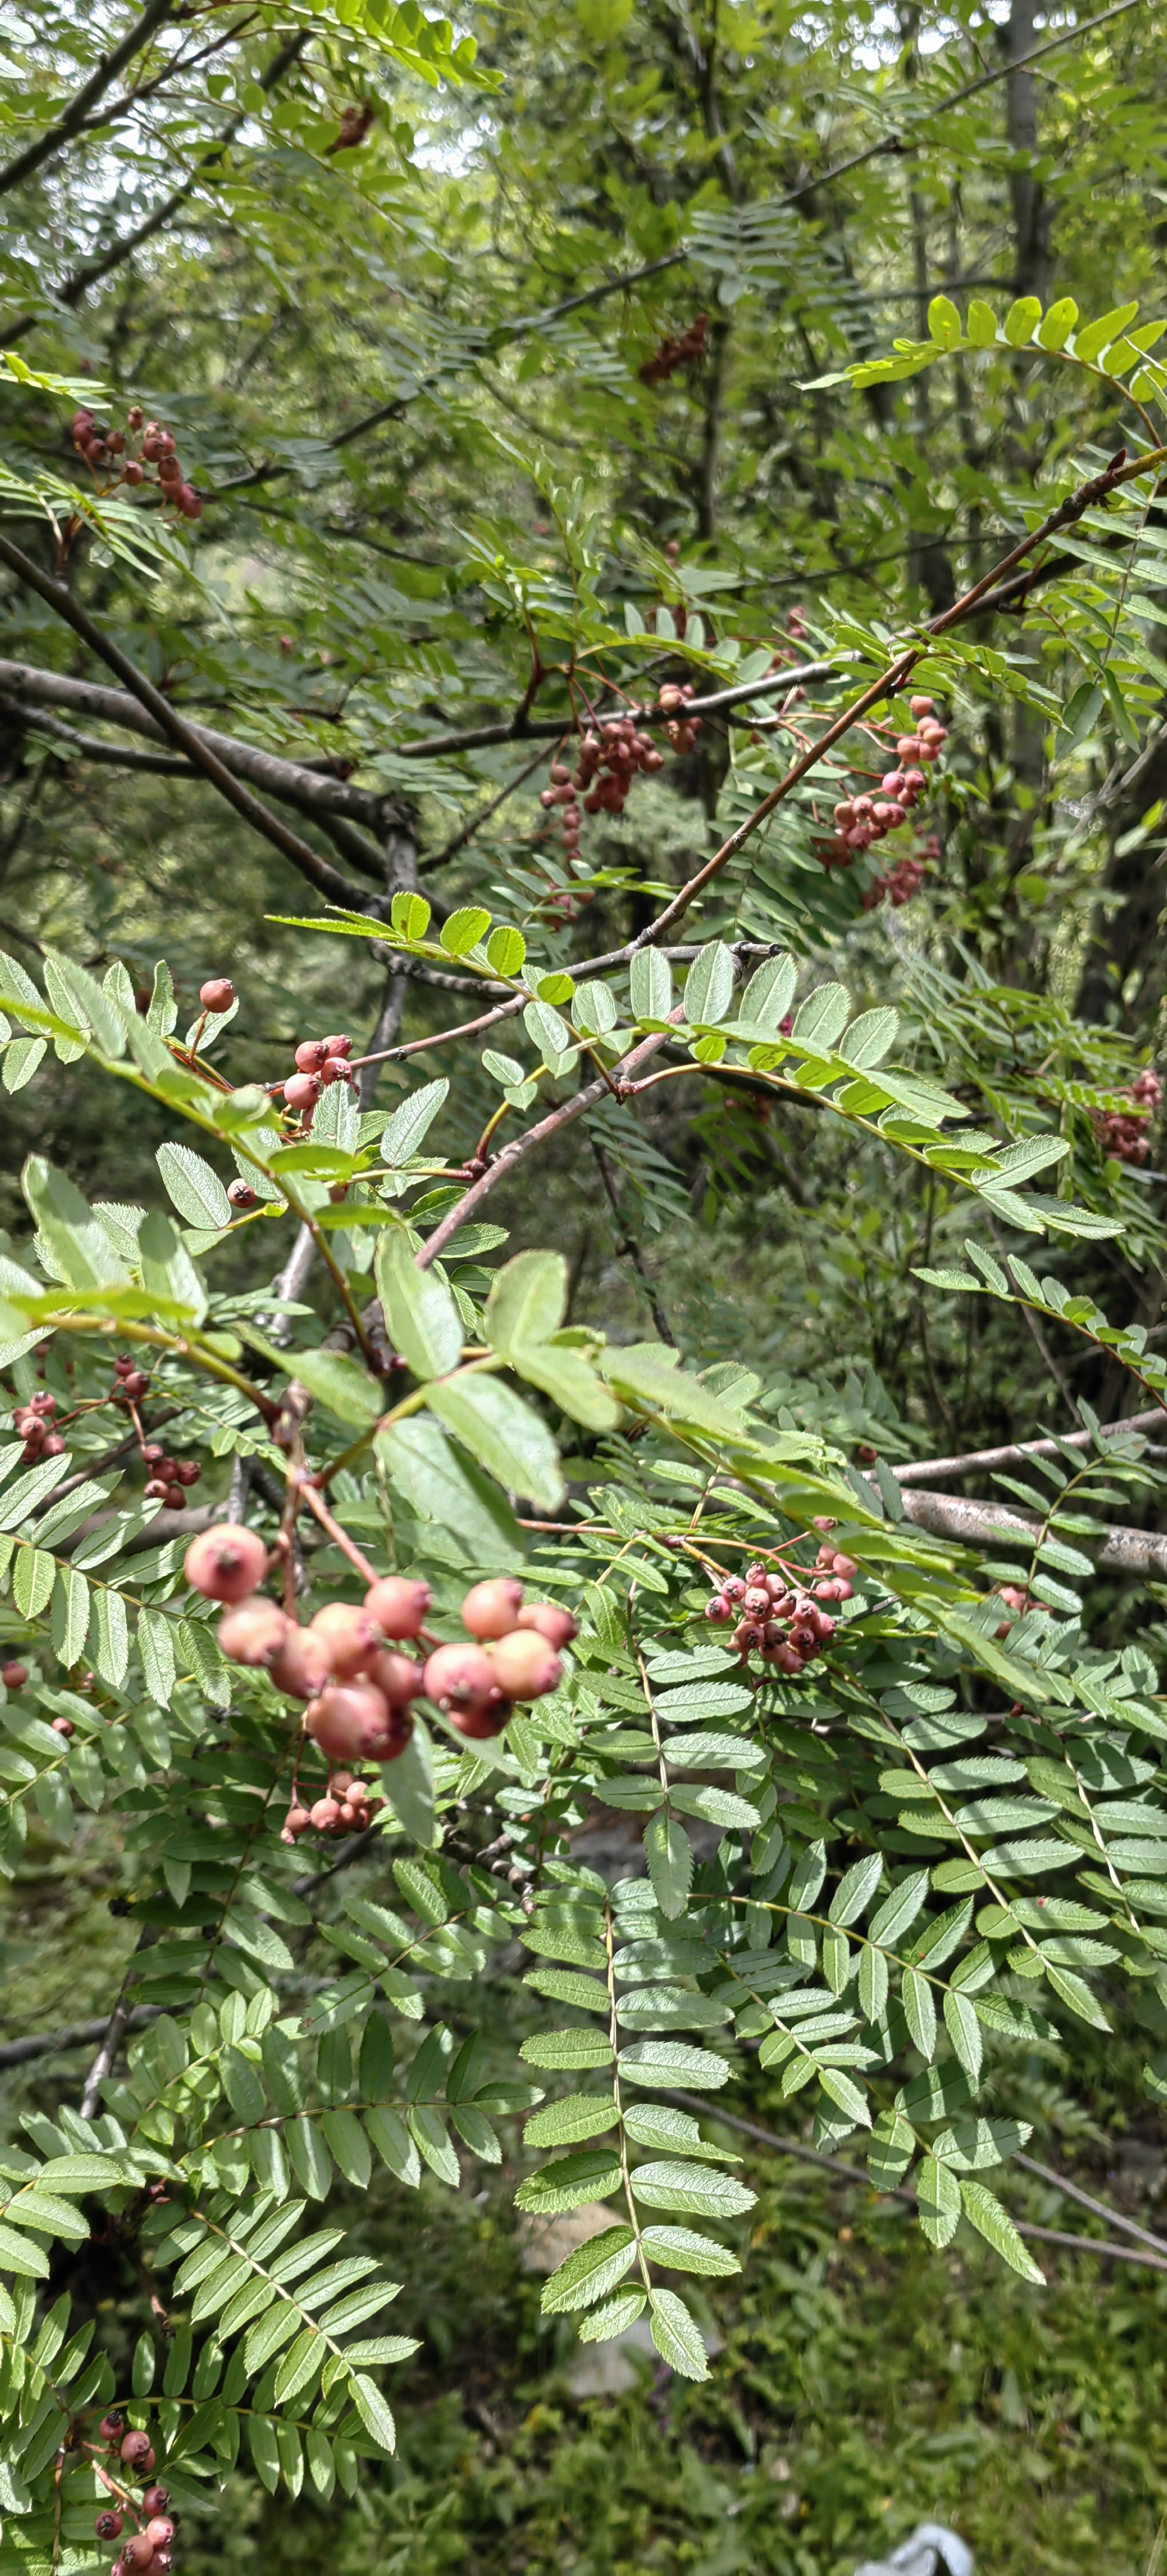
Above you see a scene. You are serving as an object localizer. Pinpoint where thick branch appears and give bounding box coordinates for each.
[0,549,380,911]
[899,1485,1167,1579]
[893,1410,1166,1484]
[0,0,176,200]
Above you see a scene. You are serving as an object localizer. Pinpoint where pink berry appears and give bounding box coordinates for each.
[460,1576,524,1640]
[185,1524,267,1602]
[363,1575,431,1638]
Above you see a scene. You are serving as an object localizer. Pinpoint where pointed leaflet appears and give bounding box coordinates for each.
[829,1852,883,1926]
[958,2178,1044,2282]
[375,1230,462,1379]
[648,2287,709,2379]
[540,2224,635,2313]
[683,943,735,1027]
[374,1415,522,1565]
[644,1813,692,1919]
[156,1143,232,1230]
[138,1211,207,1323]
[427,1374,564,1509]
[21,1158,129,1292]
[485,1250,567,1352]
[381,1079,449,1167]
[738,953,795,1028]
[629,950,672,1021]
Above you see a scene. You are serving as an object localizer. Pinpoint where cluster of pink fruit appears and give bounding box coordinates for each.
[92,2418,174,2576]
[276,1028,354,1128]
[1092,1064,1163,1164]
[861,834,938,913]
[72,404,202,521]
[185,1526,574,1781]
[705,1545,856,1674]
[11,1389,65,1467]
[818,696,947,882]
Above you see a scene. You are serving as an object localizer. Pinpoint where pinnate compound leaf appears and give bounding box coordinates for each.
[578,2287,646,2343]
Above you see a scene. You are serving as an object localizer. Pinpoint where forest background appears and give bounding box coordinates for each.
[1,0,1167,2570]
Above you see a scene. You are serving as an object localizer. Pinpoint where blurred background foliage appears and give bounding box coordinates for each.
[3,0,1167,2562]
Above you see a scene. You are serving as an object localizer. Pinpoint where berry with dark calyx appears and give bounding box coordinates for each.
[423,1640,504,1726]
[162,1485,185,1509]
[269,1623,330,1701]
[51,1714,74,1736]
[117,1370,150,1403]
[158,453,182,484]
[284,1071,320,1114]
[366,1648,423,1707]
[307,1682,397,1761]
[308,1600,382,1679]
[218,1596,288,1667]
[705,1594,733,1623]
[145,2518,175,2547]
[489,1629,562,1701]
[228,1179,259,1212]
[742,1585,770,1618]
[175,1460,201,1486]
[140,2491,170,2519]
[120,2430,154,2468]
[96,2511,124,2539]
[185,1523,268,1602]
[295,1039,329,1072]
[722,1574,747,1602]
[99,2412,126,2441]
[516,1599,578,1648]
[123,2535,155,2570]
[460,1575,524,1639]
[199,978,235,1013]
[143,1479,169,1501]
[3,1662,28,1688]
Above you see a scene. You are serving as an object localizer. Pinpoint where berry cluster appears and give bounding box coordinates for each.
[112,1353,152,1408]
[818,696,948,894]
[861,835,937,912]
[1092,1065,1163,1163]
[141,1446,201,1510]
[275,1030,353,1126]
[12,1390,65,1466]
[705,1546,855,1675]
[93,2416,175,2575]
[639,314,709,387]
[71,406,202,521]
[282,1768,384,1844]
[185,1533,574,1777]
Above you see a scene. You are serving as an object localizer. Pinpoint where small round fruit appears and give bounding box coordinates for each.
[322,1032,351,1058]
[294,1039,328,1073]
[184,1524,267,1602]
[460,1576,524,1640]
[365,1648,424,1707]
[218,1596,287,1667]
[268,1624,331,1701]
[140,2490,171,2519]
[2,1662,28,1689]
[516,1600,577,1648]
[488,1629,562,1701]
[423,1641,502,1718]
[145,2519,175,2547]
[123,2536,154,2570]
[310,1795,342,1829]
[52,1714,74,1736]
[363,1574,431,1638]
[448,1696,512,1740]
[96,2512,124,2540]
[228,1179,259,1212]
[120,2430,154,2468]
[284,1072,319,1113]
[199,978,235,1013]
[307,1682,396,1761]
[99,2412,126,2442]
[308,1601,382,1679]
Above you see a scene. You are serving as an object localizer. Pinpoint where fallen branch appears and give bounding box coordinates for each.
[899,1485,1167,1578]
[893,1410,1167,1484]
